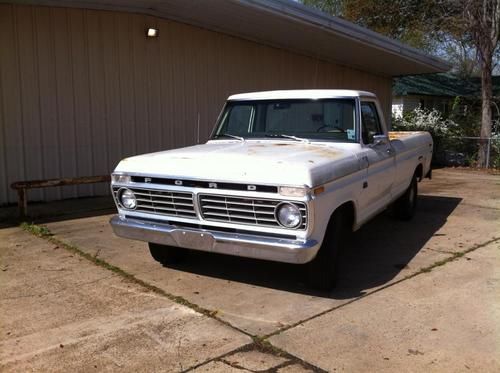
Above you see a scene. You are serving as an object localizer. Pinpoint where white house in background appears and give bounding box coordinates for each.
[392,73,500,118]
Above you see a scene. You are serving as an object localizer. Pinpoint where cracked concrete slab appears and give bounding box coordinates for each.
[191,360,252,372]
[277,364,315,373]
[269,240,500,372]
[41,169,499,336]
[42,215,341,335]
[222,350,289,371]
[0,228,251,372]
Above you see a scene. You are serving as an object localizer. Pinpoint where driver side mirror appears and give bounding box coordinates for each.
[372,134,388,146]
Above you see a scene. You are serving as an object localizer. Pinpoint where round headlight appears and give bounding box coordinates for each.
[120,189,137,209]
[276,202,302,228]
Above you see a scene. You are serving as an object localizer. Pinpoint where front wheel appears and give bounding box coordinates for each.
[148,243,186,266]
[306,210,346,290]
[393,173,418,220]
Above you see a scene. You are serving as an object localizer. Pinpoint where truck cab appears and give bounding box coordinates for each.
[110,90,433,289]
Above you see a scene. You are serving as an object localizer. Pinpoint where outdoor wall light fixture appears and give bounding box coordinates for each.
[146,28,159,38]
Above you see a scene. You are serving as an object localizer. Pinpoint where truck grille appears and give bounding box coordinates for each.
[113,187,196,218]
[198,194,307,229]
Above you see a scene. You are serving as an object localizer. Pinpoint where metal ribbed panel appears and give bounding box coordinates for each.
[199,194,307,229]
[113,187,196,218]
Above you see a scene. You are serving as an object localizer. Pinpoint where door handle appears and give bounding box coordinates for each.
[358,155,369,169]
[386,148,395,155]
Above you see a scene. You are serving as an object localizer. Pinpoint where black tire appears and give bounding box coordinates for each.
[306,209,346,290]
[393,173,418,221]
[148,243,186,266]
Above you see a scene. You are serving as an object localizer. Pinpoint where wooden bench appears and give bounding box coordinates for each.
[10,175,111,217]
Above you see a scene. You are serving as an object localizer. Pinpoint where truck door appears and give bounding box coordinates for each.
[358,101,396,219]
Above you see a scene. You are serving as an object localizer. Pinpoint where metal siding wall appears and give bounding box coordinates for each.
[0,4,392,205]
[53,7,77,199]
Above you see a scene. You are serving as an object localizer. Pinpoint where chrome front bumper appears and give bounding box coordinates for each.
[110,215,319,264]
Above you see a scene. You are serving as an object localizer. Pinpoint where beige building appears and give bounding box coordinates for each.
[0,0,449,205]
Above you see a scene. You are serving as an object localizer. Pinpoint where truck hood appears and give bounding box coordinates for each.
[114,140,361,187]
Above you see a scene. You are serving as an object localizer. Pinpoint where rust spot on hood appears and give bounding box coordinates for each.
[308,147,343,159]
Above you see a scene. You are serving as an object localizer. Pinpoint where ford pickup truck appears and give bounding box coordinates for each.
[110,90,432,289]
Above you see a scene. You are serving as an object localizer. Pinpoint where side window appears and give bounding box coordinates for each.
[361,102,382,144]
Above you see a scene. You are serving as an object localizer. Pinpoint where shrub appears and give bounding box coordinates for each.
[392,107,500,168]
[490,133,500,169]
[392,108,463,165]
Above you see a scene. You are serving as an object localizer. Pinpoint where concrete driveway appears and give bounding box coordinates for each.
[1,168,499,372]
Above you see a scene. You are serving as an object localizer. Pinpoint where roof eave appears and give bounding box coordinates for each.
[243,0,451,74]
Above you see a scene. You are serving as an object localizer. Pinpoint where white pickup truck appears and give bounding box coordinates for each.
[110,90,432,289]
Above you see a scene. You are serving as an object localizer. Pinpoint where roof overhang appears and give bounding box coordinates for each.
[8,0,451,77]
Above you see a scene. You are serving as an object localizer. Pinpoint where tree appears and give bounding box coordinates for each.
[303,0,441,52]
[463,0,500,167]
[302,0,343,16]
[342,0,441,52]
[437,37,479,77]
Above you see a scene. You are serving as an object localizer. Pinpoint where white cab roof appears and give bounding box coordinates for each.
[228,89,376,101]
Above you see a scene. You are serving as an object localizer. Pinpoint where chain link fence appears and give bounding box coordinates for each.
[434,136,500,169]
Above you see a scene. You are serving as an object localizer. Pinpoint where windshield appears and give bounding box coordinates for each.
[212,99,358,142]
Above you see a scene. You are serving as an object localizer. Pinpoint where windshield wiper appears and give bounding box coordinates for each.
[215,133,245,141]
[265,134,310,144]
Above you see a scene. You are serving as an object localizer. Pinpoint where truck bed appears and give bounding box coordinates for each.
[388,131,428,141]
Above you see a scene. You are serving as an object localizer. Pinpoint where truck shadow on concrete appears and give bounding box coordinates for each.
[170,194,462,298]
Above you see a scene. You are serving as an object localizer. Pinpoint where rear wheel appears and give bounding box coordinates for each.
[393,173,418,220]
[148,243,186,266]
[306,209,346,290]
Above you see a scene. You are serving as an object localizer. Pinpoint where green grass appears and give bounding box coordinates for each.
[20,222,52,237]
